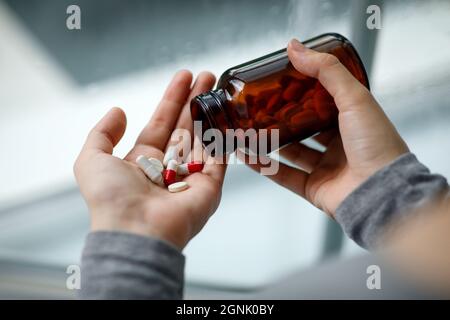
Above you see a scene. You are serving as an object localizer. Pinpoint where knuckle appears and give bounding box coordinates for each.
[336,82,372,107]
[320,53,340,69]
[350,85,372,104]
[151,114,166,126]
[149,116,172,134]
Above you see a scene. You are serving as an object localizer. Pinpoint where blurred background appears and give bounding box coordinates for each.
[0,0,449,298]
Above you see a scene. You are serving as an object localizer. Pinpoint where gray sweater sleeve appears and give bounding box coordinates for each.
[335,152,449,250]
[79,231,184,299]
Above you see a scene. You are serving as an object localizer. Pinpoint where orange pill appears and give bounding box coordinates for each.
[282,81,304,101]
[290,109,319,129]
[259,115,277,128]
[298,90,313,104]
[255,88,280,109]
[302,98,315,110]
[266,92,283,114]
[275,102,301,121]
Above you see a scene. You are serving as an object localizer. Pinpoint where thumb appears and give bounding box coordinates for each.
[81,107,127,156]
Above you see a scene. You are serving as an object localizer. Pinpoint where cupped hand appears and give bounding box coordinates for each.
[74,70,226,249]
[239,39,409,217]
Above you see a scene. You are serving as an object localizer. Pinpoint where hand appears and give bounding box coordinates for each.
[74,70,226,249]
[239,39,409,217]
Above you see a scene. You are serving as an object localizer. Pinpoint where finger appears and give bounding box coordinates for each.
[203,160,227,186]
[135,70,193,150]
[236,149,309,197]
[176,71,216,133]
[170,71,216,161]
[287,39,374,112]
[278,142,323,173]
[81,107,127,156]
[201,137,229,185]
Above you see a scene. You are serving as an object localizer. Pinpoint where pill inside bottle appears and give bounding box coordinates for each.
[190,33,369,155]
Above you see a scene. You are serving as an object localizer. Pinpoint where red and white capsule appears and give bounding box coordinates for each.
[163,159,178,186]
[177,161,204,176]
[163,145,180,166]
[136,155,164,187]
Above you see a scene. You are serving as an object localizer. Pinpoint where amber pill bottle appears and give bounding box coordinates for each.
[191,33,369,154]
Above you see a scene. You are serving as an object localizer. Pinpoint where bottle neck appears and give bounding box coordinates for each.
[190,89,233,134]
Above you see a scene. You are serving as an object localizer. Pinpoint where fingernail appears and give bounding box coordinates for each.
[289,39,305,52]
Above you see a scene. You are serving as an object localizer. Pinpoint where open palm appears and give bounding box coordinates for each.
[74,71,226,249]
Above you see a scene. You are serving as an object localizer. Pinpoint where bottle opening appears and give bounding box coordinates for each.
[190,90,234,156]
[190,89,231,136]
[190,96,213,134]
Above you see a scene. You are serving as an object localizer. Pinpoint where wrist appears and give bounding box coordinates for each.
[89,204,189,250]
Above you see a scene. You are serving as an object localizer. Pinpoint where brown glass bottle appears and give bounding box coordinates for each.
[191,33,369,155]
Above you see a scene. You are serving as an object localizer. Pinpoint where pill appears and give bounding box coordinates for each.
[163,159,178,186]
[281,81,304,101]
[259,115,277,128]
[163,145,179,166]
[255,88,280,109]
[255,110,276,128]
[275,102,300,121]
[168,181,189,193]
[289,110,320,131]
[136,155,164,186]
[147,157,164,173]
[299,90,314,103]
[177,161,204,175]
[266,92,283,114]
[302,98,315,110]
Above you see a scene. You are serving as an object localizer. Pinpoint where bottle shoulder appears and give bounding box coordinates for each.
[217,32,361,86]
[216,32,347,86]
[218,49,289,88]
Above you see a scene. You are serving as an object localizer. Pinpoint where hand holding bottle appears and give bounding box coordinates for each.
[239,39,409,217]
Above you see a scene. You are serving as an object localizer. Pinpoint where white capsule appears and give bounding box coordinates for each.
[147,157,164,173]
[163,145,179,166]
[136,155,164,186]
[177,164,189,176]
[168,181,189,193]
[167,159,178,171]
